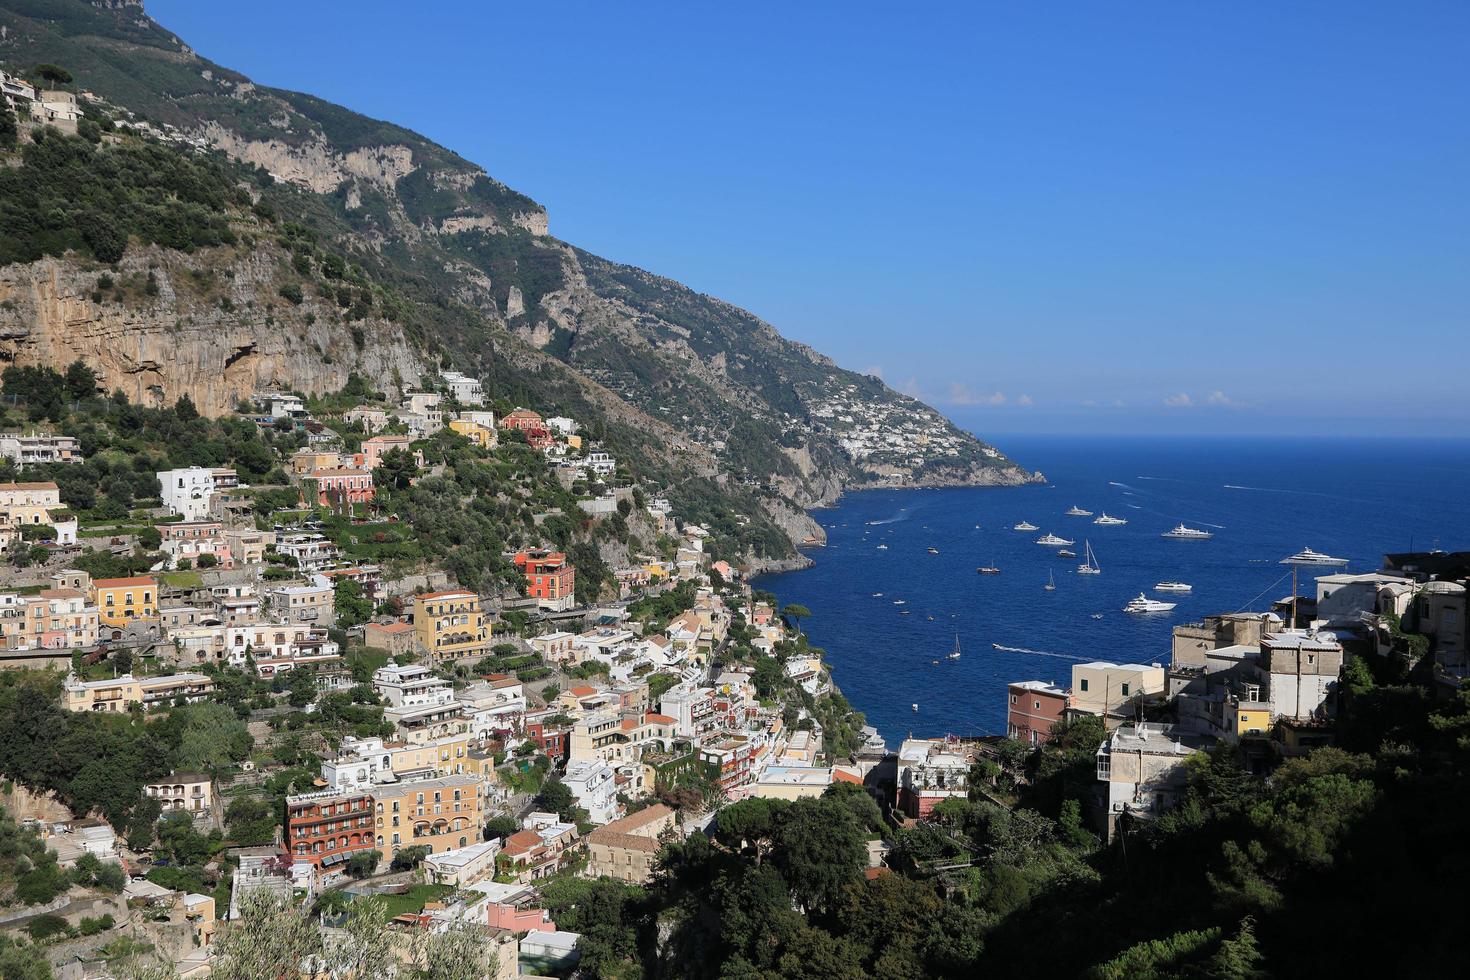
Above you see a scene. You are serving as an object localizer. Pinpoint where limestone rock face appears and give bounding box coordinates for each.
[0,246,422,415]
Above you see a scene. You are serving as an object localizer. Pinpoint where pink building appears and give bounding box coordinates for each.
[312,468,375,507]
[1006,681,1069,746]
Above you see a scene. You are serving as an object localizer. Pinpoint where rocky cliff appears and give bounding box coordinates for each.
[0,244,421,415]
[0,0,1041,563]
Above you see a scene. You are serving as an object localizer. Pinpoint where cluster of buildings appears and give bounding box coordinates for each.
[1,68,83,135]
[996,549,1470,839]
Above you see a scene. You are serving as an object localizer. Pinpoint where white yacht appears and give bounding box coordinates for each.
[1093,513,1128,526]
[1036,533,1075,547]
[1124,593,1177,613]
[876,543,888,550]
[1281,547,1349,566]
[1013,520,1039,532]
[1155,582,1193,593]
[1044,569,1056,591]
[1077,540,1100,575]
[1065,505,1093,517]
[1162,524,1214,540]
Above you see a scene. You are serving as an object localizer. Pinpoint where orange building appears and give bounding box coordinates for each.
[93,576,158,629]
[285,789,377,872]
[513,551,575,608]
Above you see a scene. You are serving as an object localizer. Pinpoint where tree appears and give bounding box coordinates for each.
[63,360,96,401]
[404,917,500,980]
[781,604,812,634]
[344,849,381,879]
[334,578,372,629]
[390,845,431,872]
[170,703,253,771]
[286,668,317,709]
[771,796,866,916]
[377,447,418,491]
[112,648,133,674]
[484,814,519,841]
[533,777,576,822]
[34,64,73,85]
[0,99,16,149]
[210,890,320,980]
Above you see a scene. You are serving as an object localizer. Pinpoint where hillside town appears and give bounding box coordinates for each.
[0,361,887,977]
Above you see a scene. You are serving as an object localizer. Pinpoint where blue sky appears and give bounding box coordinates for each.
[149,1,1468,436]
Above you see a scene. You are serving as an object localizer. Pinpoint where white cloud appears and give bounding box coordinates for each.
[1016,394,1034,406]
[1164,393,1193,407]
[1206,390,1232,405]
[1081,399,1097,408]
[898,377,924,399]
[1113,399,1127,408]
[945,383,1006,406]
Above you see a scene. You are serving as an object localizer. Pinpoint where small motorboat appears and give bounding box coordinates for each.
[876,543,889,550]
[1091,612,1105,620]
[927,547,940,554]
[893,599,906,605]
[1057,549,1077,558]
[872,592,883,597]
[976,566,1001,575]
[912,703,919,712]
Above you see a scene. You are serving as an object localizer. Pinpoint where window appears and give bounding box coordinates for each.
[1009,694,1017,705]
[1121,683,1131,696]
[1034,701,1041,710]
[1080,678,1089,692]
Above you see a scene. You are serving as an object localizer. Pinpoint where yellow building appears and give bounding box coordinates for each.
[0,481,62,527]
[413,590,490,665]
[448,418,497,450]
[385,734,473,778]
[93,576,158,629]
[372,774,483,858]
[62,672,215,712]
[1235,701,1270,739]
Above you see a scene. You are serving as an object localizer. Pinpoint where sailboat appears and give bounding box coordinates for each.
[948,634,961,660]
[1044,569,1056,591]
[1077,539,1100,575]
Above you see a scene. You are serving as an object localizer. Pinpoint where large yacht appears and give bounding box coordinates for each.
[1162,524,1214,540]
[1013,520,1039,532]
[1281,547,1348,566]
[1036,533,1074,547]
[1093,512,1128,526]
[1065,505,1093,517]
[1124,593,1177,613]
[1155,582,1193,593]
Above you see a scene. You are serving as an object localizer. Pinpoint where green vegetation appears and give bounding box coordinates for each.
[0,131,242,265]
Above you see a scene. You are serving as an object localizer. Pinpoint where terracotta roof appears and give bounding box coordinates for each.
[586,830,660,853]
[594,803,673,837]
[0,482,60,491]
[644,713,676,725]
[503,830,544,855]
[366,622,414,634]
[832,769,863,785]
[93,576,157,588]
[311,468,371,478]
[568,685,597,698]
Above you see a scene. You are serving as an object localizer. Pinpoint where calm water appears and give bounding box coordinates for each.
[757,436,1470,745]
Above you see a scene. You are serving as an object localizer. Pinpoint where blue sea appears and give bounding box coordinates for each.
[756,436,1470,746]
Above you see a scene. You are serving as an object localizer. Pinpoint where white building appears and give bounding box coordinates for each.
[561,759,619,825]
[157,467,219,521]
[441,372,485,406]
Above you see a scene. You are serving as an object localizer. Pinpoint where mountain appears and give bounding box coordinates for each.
[0,0,1039,566]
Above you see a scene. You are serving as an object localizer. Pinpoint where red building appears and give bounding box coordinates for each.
[284,789,376,872]
[312,468,375,508]
[513,551,575,605]
[1006,681,1069,746]
[699,736,757,794]
[499,409,552,449]
[523,710,571,763]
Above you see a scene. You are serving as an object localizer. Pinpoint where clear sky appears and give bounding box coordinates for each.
[148,0,1469,436]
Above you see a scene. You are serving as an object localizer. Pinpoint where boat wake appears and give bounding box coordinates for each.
[991,644,1089,662]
